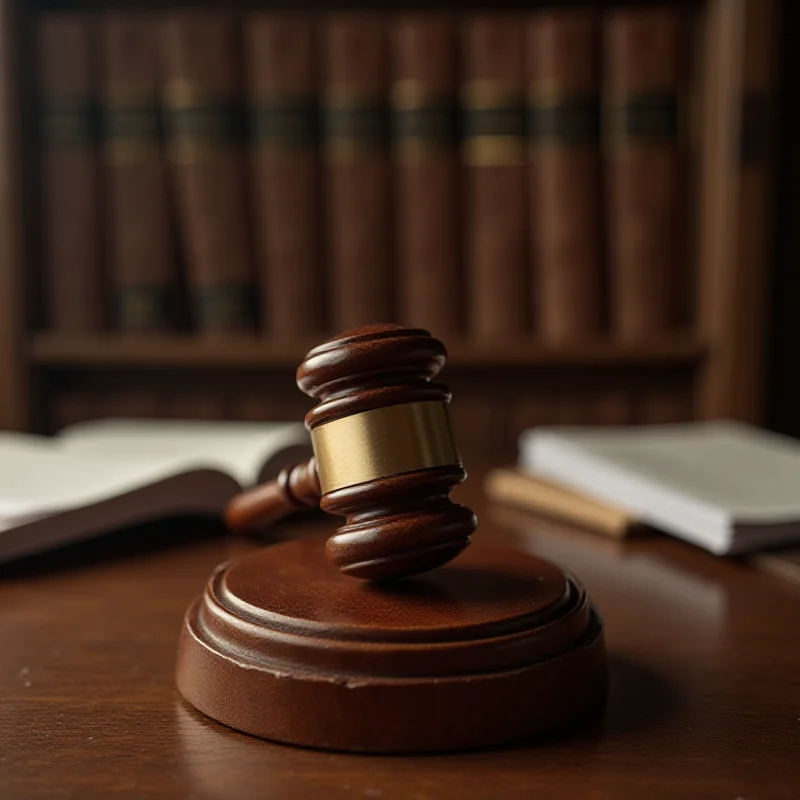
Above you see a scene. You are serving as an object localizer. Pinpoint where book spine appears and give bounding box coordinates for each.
[245,14,323,338]
[102,389,161,418]
[552,390,586,425]
[604,8,684,341]
[528,10,603,342]
[483,468,633,538]
[509,393,556,436]
[101,13,176,332]
[391,15,460,337]
[635,384,692,423]
[322,15,392,331]
[49,390,103,431]
[162,12,256,334]
[585,389,632,425]
[462,16,529,340]
[37,13,104,332]
[162,391,228,420]
[233,390,312,422]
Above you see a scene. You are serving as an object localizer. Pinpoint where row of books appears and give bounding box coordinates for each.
[38,7,686,341]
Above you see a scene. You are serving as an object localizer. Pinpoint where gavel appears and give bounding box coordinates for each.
[225,323,477,581]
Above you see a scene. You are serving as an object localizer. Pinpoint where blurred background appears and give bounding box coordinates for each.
[0,0,794,461]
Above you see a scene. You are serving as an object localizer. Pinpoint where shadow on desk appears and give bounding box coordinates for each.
[172,652,676,786]
[0,512,328,581]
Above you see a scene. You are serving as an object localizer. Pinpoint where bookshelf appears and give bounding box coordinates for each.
[30,332,706,368]
[0,0,779,456]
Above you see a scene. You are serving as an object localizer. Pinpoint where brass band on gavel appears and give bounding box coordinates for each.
[311,401,462,494]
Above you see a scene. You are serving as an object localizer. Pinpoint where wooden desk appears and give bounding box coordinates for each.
[1,466,799,798]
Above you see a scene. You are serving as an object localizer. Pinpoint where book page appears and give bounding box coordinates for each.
[525,421,800,524]
[0,430,57,455]
[56,418,310,487]
[0,439,223,523]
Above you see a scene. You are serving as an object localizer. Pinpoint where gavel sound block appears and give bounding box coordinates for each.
[175,325,607,753]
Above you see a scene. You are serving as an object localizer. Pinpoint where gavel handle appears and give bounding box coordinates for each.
[224,457,322,534]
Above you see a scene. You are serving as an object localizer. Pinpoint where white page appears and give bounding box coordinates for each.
[56,418,310,487]
[522,421,800,524]
[0,430,57,454]
[0,439,220,522]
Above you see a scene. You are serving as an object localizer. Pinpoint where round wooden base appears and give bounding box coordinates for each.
[175,539,607,753]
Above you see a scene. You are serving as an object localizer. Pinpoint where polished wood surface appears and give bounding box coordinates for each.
[199,326,603,750]
[176,538,605,752]
[299,325,474,579]
[2,461,799,796]
[225,456,320,533]
[228,325,480,580]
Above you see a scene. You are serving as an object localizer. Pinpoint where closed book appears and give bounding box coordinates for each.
[520,421,800,555]
[528,10,603,342]
[323,15,392,330]
[162,13,256,334]
[101,14,176,332]
[391,15,460,337]
[604,8,684,340]
[245,14,322,338]
[37,13,103,332]
[484,467,636,538]
[462,16,529,340]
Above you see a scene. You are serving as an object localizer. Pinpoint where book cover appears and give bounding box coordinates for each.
[0,419,311,563]
[528,10,603,342]
[391,15,460,337]
[462,15,529,340]
[322,15,392,330]
[520,421,800,554]
[246,14,323,338]
[604,7,685,340]
[162,12,256,334]
[485,467,635,538]
[101,13,176,332]
[37,13,104,332]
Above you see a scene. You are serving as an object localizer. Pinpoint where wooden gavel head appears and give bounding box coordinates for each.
[226,323,477,581]
[299,323,477,580]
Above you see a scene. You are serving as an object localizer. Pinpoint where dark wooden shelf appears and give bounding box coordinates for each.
[29,332,708,369]
[33,0,708,12]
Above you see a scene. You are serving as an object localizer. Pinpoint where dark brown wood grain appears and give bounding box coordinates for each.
[1,459,799,797]
[176,537,605,752]
[297,324,476,579]
[225,326,475,571]
[224,456,320,533]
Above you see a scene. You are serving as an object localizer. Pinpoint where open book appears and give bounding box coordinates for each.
[519,421,800,555]
[0,419,312,564]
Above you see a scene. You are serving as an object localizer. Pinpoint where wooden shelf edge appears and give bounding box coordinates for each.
[28,333,708,369]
